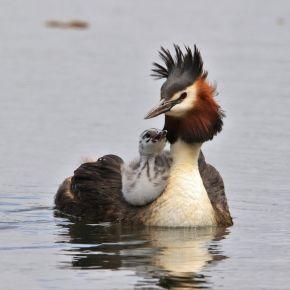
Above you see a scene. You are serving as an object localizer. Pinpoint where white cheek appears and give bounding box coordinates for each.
[166,86,197,117]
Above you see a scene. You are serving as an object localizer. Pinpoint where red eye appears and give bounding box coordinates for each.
[180,92,187,100]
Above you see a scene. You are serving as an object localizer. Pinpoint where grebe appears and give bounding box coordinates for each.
[122,128,170,206]
[55,45,232,227]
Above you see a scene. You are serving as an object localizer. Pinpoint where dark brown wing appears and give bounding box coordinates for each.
[54,177,82,216]
[199,151,233,226]
[55,154,138,222]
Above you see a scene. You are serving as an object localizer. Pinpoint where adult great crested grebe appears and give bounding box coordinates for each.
[55,45,233,227]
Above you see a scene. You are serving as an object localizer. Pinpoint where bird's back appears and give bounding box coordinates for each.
[55,152,232,226]
[55,155,139,222]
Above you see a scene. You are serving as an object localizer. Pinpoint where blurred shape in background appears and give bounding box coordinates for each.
[45,20,89,29]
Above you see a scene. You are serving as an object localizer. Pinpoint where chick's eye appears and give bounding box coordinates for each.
[144,133,150,138]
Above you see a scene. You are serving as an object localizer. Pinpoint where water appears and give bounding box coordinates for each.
[1,0,290,289]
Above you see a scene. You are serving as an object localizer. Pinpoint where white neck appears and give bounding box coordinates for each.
[170,140,201,166]
[147,139,216,227]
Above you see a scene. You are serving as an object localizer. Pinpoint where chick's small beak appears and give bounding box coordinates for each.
[151,130,167,142]
[144,100,176,119]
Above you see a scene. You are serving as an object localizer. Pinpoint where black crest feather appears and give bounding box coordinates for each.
[151,44,204,80]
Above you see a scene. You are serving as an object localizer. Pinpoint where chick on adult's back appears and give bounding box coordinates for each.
[122,128,171,206]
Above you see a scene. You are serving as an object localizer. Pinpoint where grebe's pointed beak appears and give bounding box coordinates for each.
[144,100,176,119]
[144,92,188,119]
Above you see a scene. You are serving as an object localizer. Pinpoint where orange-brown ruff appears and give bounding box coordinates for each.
[164,77,223,144]
[55,45,233,227]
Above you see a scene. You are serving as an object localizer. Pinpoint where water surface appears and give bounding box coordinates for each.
[1,0,290,289]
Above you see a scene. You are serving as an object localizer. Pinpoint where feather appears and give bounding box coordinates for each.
[151,44,206,81]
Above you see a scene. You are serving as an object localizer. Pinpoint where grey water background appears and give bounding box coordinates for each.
[1,0,290,289]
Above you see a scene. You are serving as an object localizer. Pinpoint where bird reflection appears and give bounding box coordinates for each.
[55,214,229,289]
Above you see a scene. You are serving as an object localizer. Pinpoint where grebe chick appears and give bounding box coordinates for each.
[122,128,171,206]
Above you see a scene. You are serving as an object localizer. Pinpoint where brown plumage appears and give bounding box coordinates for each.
[164,77,224,144]
[55,152,232,226]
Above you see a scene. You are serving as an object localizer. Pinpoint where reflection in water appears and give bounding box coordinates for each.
[55,216,229,289]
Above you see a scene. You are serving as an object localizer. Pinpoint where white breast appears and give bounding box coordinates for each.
[145,140,216,227]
